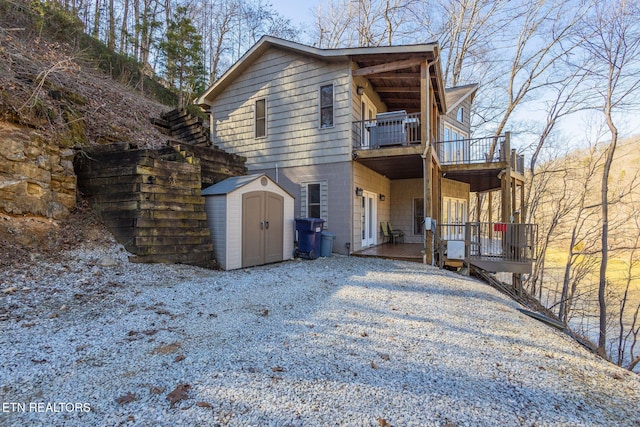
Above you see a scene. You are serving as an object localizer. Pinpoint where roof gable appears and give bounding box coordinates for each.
[195,36,447,113]
[444,83,478,115]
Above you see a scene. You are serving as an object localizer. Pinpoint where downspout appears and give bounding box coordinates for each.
[421,57,438,265]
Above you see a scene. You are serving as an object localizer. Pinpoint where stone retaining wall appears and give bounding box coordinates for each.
[0,122,76,219]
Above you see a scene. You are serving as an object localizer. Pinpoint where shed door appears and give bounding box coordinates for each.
[242,191,284,267]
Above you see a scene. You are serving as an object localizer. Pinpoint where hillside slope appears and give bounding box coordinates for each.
[0,3,171,148]
[0,1,183,262]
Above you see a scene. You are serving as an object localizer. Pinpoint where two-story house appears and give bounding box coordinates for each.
[195,36,535,274]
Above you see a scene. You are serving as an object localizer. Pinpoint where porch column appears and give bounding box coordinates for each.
[420,60,432,264]
[424,149,433,264]
[502,133,512,222]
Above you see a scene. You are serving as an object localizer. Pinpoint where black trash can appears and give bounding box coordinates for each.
[295,218,324,259]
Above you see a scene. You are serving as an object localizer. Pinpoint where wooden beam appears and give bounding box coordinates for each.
[352,58,424,77]
[374,86,421,93]
[370,72,418,79]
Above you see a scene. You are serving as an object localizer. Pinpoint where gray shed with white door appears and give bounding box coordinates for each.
[202,174,295,270]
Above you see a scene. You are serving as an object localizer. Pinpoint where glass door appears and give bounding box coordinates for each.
[361,191,377,247]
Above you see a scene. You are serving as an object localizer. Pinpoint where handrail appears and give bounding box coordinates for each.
[435,135,507,165]
[435,222,537,263]
[353,112,421,149]
[465,222,537,262]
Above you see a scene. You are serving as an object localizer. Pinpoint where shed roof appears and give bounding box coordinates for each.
[201,174,293,198]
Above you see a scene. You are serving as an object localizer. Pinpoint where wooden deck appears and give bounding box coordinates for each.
[353,243,423,262]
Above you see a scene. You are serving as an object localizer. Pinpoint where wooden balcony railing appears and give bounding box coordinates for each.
[466,222,537,263]
[353,111,421,149]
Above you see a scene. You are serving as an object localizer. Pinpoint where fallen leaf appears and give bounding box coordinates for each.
[21,323,36,328]
[150,342,181,355]
[361,331,368,337]
[174,355,185,363]
[196,402,212,408]
[150,386,166,394]
[31,359,47,364]
[115,392,137,405]
[378,417,390,427]
[371,361,378,369]
[271,366,285,372]
[259,309,269,317]
[379,353,390,361]
[166,384,190,408]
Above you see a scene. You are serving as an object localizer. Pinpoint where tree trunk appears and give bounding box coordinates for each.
[598,109,618,356]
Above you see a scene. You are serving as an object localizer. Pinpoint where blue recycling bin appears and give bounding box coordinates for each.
[295,218,324,259]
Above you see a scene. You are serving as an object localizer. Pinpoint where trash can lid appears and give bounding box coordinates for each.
[321,231,336,238]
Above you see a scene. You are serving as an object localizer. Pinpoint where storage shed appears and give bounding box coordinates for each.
[202,174,295,270]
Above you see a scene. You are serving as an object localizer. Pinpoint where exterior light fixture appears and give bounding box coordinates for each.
[379,194,386,201]
[356,86,365,95]
[355,187,363,196]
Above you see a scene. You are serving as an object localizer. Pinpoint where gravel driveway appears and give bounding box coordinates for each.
[1,243,639,426]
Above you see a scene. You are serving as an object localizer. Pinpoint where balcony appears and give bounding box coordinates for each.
[353,111,422,150]
[351,111,425,180]
[435,222,537,273]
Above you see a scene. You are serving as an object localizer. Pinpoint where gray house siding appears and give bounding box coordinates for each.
[441,96,472,137]
[254,161,352,255]
[209,48,353,170]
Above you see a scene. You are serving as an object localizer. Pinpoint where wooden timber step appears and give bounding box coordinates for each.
[74,142,216,268]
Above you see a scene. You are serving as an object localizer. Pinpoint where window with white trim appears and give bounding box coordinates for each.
[319,84,334,128]
[442,197,467,240]
[255,98,266,138]
[443,124,468,163]
[301,181,329,227]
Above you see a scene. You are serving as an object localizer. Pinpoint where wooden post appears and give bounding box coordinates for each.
[425,149,433,264]
[502,133,512,222]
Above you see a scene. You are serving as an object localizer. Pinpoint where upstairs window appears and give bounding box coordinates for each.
[320,84,334,128]
[456,107,464,123]
[255,98,266,138]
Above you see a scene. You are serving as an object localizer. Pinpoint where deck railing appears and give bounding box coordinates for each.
[353,111,421,149]
[465,222,537,263]
[435,135,507,166]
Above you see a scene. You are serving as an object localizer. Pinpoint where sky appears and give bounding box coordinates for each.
[271,0,316,32]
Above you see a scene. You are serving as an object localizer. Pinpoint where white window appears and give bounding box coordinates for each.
[442,197,467,240]
[443,125,468,163]
[255,98,266,138]
[301,181,329,227]
[320,84,334,128]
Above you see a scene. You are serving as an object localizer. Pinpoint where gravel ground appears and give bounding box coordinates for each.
[1,242,639,427]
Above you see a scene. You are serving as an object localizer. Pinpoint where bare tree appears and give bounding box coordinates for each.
[576,0,640,356]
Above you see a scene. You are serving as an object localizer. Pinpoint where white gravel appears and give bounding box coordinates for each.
[1,242,639,426]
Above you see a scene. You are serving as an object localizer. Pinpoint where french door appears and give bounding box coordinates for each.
[361,191,377,247]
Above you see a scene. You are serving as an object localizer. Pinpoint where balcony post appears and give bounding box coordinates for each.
[502,132,512,222]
